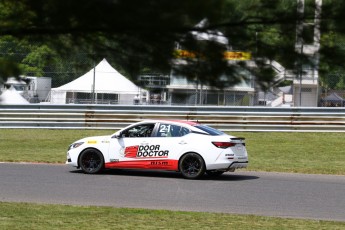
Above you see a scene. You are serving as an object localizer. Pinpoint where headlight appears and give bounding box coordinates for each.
[68,142,84,150]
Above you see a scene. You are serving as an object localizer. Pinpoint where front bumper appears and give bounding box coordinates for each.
[66,151,78,167]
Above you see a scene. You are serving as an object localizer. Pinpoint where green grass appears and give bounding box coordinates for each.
[0,129,108,163]
[1,202,344,230]
[234,131,345,175]
[0,129,344,175]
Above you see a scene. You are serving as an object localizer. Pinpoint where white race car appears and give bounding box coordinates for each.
[66,120,248,179]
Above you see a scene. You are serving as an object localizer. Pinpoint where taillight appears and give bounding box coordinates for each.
[212,142,236,149]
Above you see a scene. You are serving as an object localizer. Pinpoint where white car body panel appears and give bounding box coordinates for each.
[66,120,248,178]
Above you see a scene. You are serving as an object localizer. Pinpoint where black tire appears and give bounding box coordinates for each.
[179,153,205,179]
[79,149,104,174]
[206,170,225,177]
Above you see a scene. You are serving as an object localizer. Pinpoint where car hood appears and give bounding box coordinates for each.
[75,135,111,144]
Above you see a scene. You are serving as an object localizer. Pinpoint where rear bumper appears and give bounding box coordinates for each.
[228,161,248,170]
[206,160,248,171]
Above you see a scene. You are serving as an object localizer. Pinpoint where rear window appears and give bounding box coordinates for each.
[194,125,225,136]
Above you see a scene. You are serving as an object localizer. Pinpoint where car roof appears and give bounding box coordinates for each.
[123,119,209,135]
[140,119,199,126]
[161,119,199,126]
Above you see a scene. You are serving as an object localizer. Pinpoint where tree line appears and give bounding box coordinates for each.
[0,0,344,90]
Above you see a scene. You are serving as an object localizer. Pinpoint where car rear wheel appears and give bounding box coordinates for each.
[79,149,104,174]
[179,153,205,179]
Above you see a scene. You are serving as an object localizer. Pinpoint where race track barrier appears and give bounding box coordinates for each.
[0,104,345,132]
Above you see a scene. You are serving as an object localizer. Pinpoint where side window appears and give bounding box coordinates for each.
[157,124,190,137]
[180,127,190,136]
[121,124,155,138]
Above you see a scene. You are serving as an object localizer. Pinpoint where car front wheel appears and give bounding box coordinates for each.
[79,149,104,174]
[179,153,205,179]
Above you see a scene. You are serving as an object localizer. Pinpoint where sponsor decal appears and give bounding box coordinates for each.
[150,161,168,166]
[124,145,139,158]
[87,140,97,144]
[224,51,251,60]
[174,49,251,60]
[124,145,169,158]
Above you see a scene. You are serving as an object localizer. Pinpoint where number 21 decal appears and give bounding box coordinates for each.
[159,124,171,133]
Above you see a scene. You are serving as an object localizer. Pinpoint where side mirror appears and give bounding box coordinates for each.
[112,132,122,139]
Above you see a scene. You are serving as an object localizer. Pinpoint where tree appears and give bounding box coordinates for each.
[0,0,224,85]
[0,0,345,91]
[0,35,95,87]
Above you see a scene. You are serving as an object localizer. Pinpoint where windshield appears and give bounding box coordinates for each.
[194,125,225,136]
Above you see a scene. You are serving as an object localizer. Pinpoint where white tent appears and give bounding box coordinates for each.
[50,59,145,104]
[191,19,229,45]
[0,86,29,105]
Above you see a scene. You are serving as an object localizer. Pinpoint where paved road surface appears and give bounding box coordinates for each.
[1,163,344,221]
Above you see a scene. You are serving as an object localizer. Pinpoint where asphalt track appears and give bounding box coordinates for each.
[1,163,344,222]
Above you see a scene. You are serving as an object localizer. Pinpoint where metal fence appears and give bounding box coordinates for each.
[1,104,345,132]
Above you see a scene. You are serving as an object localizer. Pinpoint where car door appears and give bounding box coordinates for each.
[107,122,158,169]
[153,122,191,165]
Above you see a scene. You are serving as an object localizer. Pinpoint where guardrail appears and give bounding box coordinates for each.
[1,104,345,132]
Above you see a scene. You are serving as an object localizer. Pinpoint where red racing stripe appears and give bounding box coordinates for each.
[105,159,178,171]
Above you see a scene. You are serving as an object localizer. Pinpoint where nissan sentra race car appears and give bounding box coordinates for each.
[66,120,248,179]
